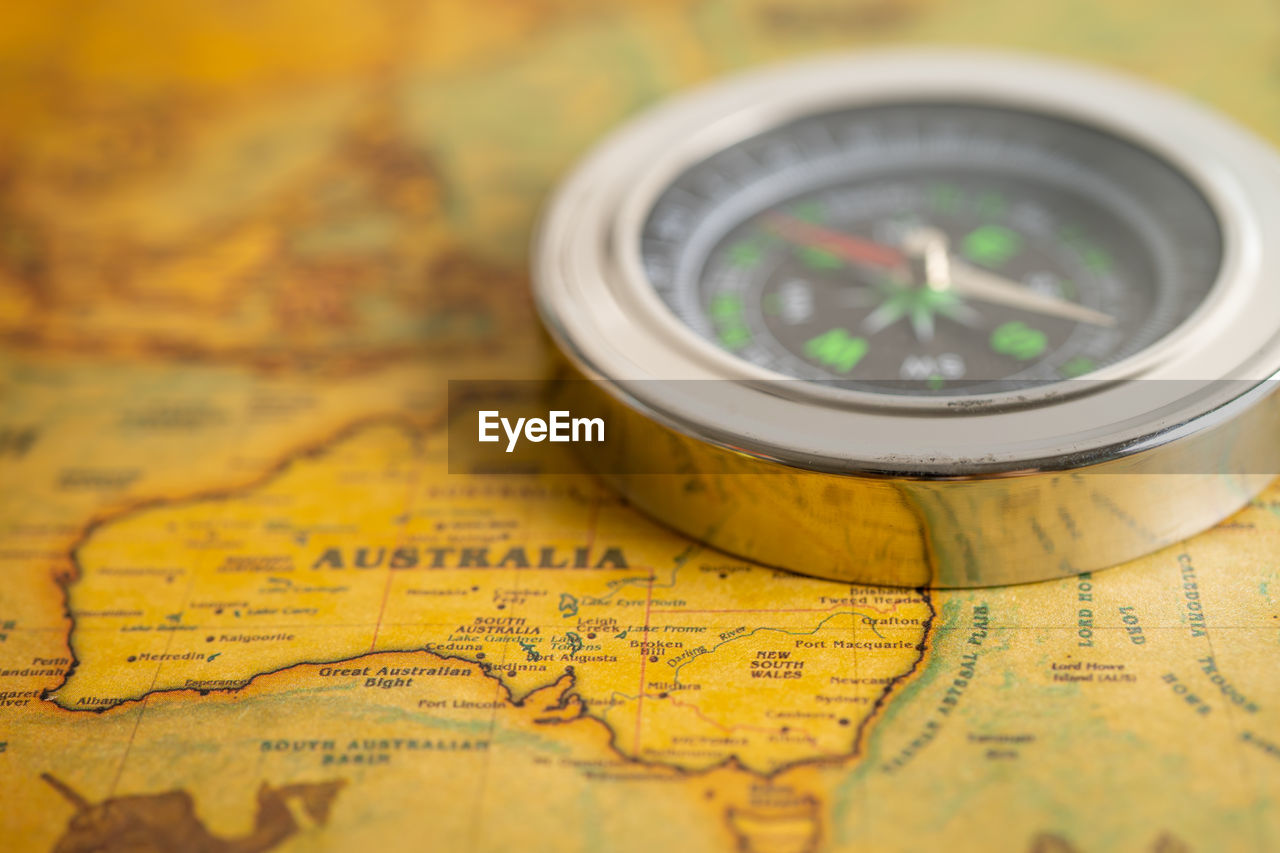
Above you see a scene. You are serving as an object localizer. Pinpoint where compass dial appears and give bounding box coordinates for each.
[640,103,1223,394]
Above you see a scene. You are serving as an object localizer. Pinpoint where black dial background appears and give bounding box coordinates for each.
[639,103,1223,395]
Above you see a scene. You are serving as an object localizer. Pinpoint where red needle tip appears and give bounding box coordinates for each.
[761,212,907,269]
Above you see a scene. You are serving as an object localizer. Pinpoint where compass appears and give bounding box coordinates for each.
[533,50,1280,587]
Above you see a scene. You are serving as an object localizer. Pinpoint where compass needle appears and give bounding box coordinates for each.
[950,262,1117,326]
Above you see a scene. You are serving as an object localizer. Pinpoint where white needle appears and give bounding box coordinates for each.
[949,262,1117,327]
[899,226,1116,327]
[901,226,953,292]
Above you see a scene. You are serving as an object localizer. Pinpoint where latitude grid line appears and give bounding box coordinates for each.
[633,574,656,757]
[367,459,427,654]
[463,606,511,853]
[1185,558,1268,853]
[103,459,238,798]
[463,486,571,852]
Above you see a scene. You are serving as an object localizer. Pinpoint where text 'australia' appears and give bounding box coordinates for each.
[310,545,629,570]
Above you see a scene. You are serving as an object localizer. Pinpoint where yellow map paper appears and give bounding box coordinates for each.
[1,1,1277,850]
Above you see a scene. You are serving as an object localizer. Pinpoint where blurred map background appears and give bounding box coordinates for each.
[1,1,1278,850]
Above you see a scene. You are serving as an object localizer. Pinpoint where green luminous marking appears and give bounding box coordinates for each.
[717,326,751,349]
[710,294,750,349]
[926,374,945,391]
[710,293,744,320]
[790,200,826,223]
[990,321,1047,361]
[929,183,962,213]
[1059,226,1112,274]
[728,240,764,268]
[1082,247,1112,274]
[869,282,969,331]
[796,245,842,269]
[975,192,1007,217]
[1060,355,1096,378]
[804,328,868,373]
[963,225,1022,266]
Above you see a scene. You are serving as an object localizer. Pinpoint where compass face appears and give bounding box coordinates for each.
[639,103,1223,394]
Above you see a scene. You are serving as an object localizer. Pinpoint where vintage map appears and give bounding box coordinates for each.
[1,0,1278,850]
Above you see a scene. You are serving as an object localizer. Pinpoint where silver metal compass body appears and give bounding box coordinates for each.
[533,50,1280,587]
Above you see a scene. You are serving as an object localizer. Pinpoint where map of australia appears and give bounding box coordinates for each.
[55,423,933,774]
[3,0,1279,849]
